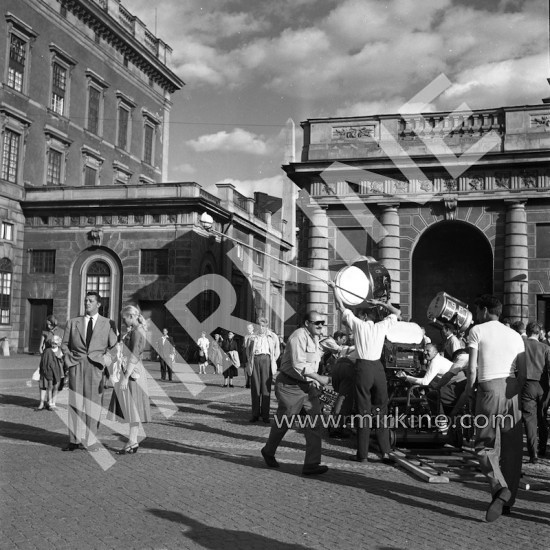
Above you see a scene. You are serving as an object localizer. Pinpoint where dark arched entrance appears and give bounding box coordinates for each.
[412,221,493,341]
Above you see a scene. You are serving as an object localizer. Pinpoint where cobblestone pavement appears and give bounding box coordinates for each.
[1,355,549,550]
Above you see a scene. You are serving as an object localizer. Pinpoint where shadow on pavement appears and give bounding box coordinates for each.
[0,393,40,409]
[0,420,65,448]
[147,509,315,550]
[140,435,483,522]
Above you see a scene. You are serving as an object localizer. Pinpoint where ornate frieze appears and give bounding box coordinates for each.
[520,172,537,188]
[419,180,433,192]
[368,180,385,193]
[444,178,458,192]
[331,124,377,140]
[468,176,484,191]
[495,173,510,189]
[530,114,550,128]
[393,180,409,193]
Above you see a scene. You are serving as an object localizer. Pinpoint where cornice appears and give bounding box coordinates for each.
[63,0,184,93]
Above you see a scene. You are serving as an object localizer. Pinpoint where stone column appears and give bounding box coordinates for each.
[307,205,329,316]
[503,200,528,321]
[378,203,401,304]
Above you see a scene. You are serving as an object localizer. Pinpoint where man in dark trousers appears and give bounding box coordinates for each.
[157,328,175,381]
[260,311,330,475]
[61,291,117,451]
[330,281,401,463]
[466,295,526,522]
[521,322,550,462]
[247,317,280,423]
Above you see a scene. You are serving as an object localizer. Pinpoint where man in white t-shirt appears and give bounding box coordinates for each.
[466,294,526,522]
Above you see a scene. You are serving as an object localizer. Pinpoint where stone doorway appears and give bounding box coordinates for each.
[411,221,493,342]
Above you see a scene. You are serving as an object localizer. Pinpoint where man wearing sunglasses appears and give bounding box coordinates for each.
[261,311,331,475]
[330,282,401,463]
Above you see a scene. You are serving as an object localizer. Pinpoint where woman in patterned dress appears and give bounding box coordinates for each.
[209,333,225,375]
[108,305,151,454]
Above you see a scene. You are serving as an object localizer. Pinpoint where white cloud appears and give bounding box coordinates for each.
[215,175,285,198]
[129,0,548,110]
[187,128,269,155]
[169,162,197,180]
[441,53,549,109]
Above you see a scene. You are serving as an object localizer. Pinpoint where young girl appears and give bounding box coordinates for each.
[37,335,64,411]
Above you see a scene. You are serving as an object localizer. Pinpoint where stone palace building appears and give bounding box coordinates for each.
[285,103,550,338]
[0,0,291,354]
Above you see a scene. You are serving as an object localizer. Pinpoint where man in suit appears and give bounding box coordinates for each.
[157,328,175,381]
[61,291,117,451]
[247,317,280,423]
[521,322,550,462]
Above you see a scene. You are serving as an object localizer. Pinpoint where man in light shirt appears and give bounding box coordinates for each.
[197,331,209,375]
[247,317,280,423]
[466,294,526,522]
[260,311,330,475]
[398,343,453,387]
[330,282,401,463]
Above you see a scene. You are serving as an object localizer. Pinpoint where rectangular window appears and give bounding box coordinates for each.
[117,106,129,149]
[87,87,101,134]
[84,165,97,186]
[51,63,67,115]
[31,250,56,273]
[1,222,14,241]
[8,34,26,92]
[46,149,62,185]
[0,271,11,324]
[1,129,20,183]
[253,238,265,269]
[536,224,550,258]
[141,249,169,275]
[143,124,154,165]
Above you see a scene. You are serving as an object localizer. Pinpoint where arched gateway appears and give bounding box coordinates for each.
[412,221,493,339]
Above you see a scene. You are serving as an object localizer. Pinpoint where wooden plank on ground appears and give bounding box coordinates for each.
[390,452,450,483]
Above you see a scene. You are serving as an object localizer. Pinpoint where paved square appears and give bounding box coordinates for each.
[1,356,548,550]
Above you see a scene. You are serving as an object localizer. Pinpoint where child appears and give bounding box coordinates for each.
[37,335,64,411]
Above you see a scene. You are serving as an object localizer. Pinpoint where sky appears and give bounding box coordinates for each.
[125,0,550,199]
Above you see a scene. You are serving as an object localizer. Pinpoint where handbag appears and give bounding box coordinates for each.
[32,367,40,381]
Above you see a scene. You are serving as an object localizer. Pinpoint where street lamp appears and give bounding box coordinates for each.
[199,212,214,231]
[198,211,366,302]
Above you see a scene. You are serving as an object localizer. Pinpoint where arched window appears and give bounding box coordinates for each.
[0,258,13,324]
[86,260,111,318]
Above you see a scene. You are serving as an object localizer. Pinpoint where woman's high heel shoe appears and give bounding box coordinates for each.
[116,444,139,455]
